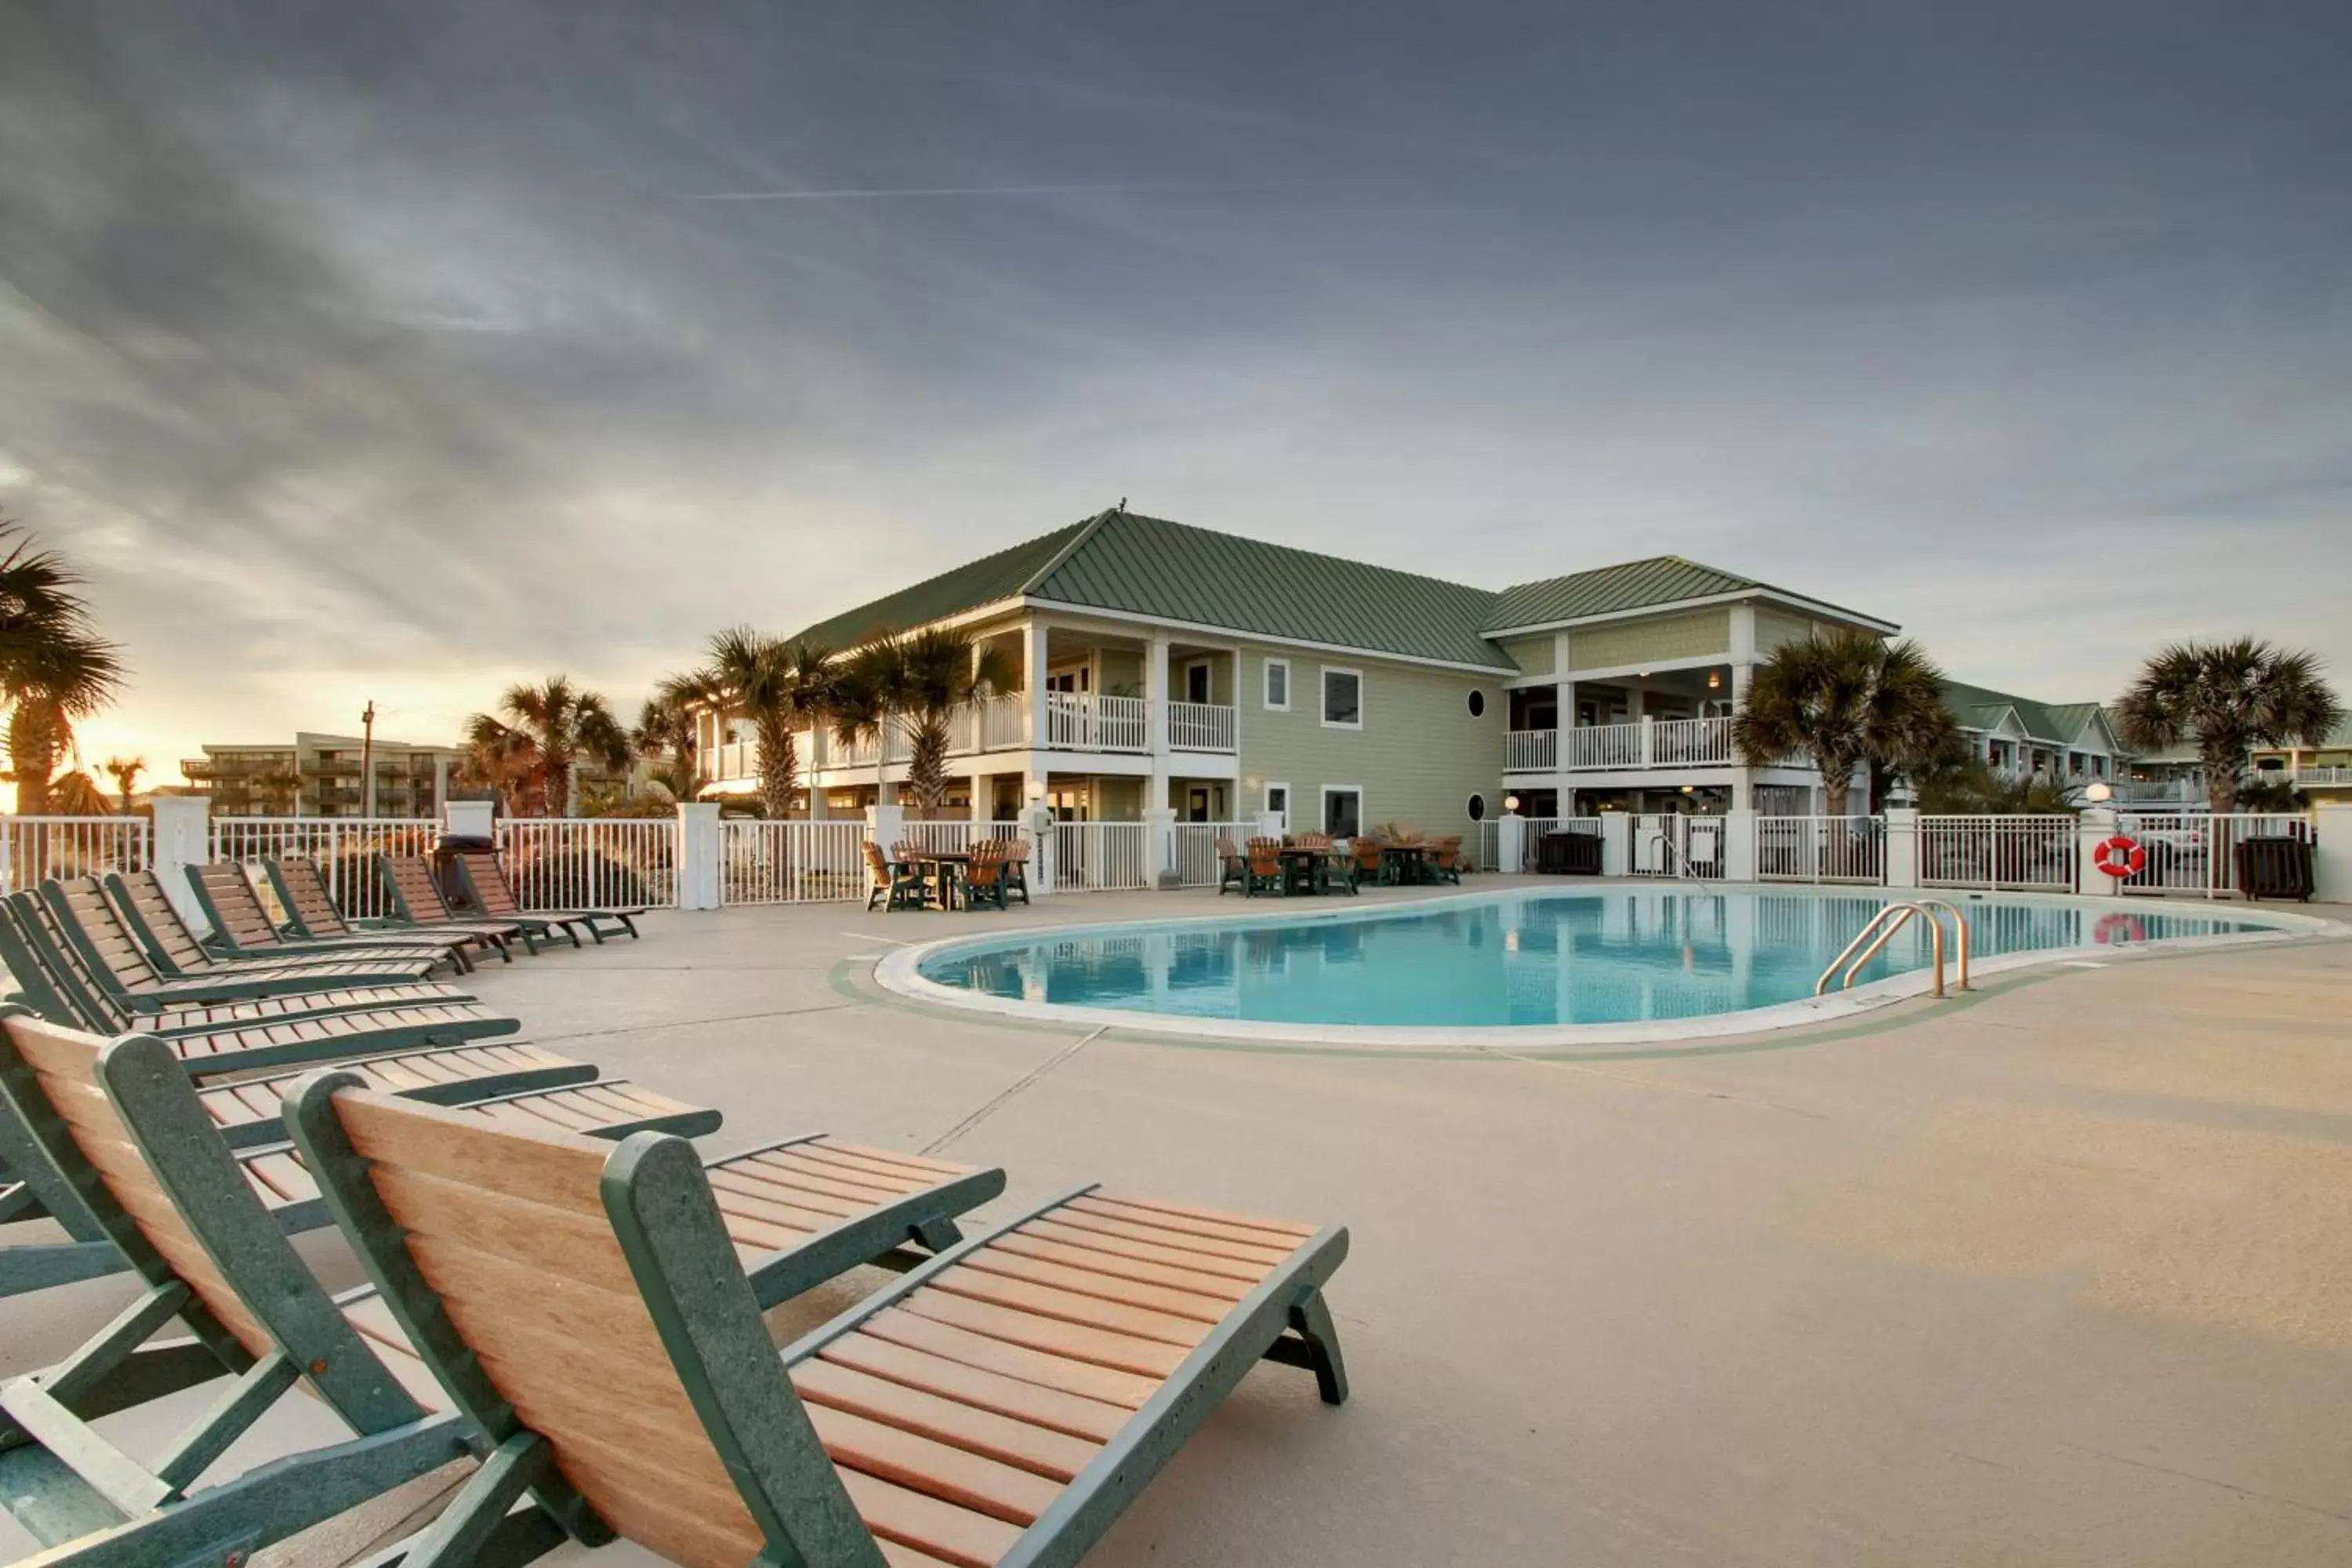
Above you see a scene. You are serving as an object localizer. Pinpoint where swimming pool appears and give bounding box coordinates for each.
[883,887,2316,1047]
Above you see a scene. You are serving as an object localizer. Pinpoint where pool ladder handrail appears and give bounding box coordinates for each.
[1815,899,1972,999]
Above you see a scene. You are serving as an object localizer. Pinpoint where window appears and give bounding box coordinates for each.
[1185,662,1212,704]
[1320,666,1363,729]
[1467,689,1486,718]
[1467,793,1486,822]
[1263,658,1290,711]
[1323,786,1363,839]
[1266,782,1290,818]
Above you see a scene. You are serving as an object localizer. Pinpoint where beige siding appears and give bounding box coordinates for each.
[1240,645,1504,841]
[1497,636,1554,677]
[1097,647,1143,696]
[1755,607,1817,653]
[1570,609,1730,670]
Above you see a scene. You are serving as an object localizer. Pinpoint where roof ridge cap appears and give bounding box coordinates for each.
[1018,508,1118,596]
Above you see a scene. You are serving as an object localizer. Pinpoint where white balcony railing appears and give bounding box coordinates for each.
[1511,715,1741,772]
[1046,691,1148,751]
[1167,700,1235,751]
[2294,766,2352,786]
[1504,729,1557,771]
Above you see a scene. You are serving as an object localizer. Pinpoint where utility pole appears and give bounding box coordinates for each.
[360,700,377,818]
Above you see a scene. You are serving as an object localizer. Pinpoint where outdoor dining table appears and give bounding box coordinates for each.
[912,850,969,909]
[1381,844,1432,884]
[1278,844,1338,895]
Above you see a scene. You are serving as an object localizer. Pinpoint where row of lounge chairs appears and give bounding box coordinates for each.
[1216,834,1467,897]
[0,849,1352,1566]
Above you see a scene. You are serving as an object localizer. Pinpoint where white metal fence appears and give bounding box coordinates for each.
[0,815,151,895]
[211,816,439,920]
[495,818,679,910]
[1758,816,1886,885]
[1917,815,2076,893]
[1631,813,1726,879]
[720,819,868,905]
[1172,822,1255,887]
[1053,821,1151,891]
[2101,812,2311,898]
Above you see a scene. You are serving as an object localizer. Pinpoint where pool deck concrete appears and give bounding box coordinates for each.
[8,880,2352,1566]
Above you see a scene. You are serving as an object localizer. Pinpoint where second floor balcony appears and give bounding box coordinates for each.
[708,691,1238,783]
[1506,715,1740,772]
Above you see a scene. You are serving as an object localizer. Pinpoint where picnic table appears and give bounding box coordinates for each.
[910,849,970,909]
[1278,844,1340,895]
[1381,844,1432,884]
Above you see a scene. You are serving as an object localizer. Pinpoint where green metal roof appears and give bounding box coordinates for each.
[1942,681,2118,746]
[1027,511,1512,668]
[792,510,1516,668]
[786,517,1094,652]
[1485,557,1757,631]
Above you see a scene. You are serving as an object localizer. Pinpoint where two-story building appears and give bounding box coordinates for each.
[1937,683,2131,797]
[696,509,1965,844]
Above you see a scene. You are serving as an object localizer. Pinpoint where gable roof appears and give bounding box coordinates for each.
[792,510,1515,670]
[1483,555,1895,634]
[1944,681,2124,749]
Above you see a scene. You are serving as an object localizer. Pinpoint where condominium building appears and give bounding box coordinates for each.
[180,732,460,818]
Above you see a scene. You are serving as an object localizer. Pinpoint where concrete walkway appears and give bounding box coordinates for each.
[8,887,2352,1565]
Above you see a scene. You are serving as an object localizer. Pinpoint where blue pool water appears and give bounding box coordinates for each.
[913,890,2278,1029]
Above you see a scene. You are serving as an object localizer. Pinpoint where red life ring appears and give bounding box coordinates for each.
[2092,835,2147,878]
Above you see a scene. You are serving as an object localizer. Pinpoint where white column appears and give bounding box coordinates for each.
[1729,604,1758,667]
[2313,803,2352,902]
[1145,805,1179,889]
[1639,713,1657,768]
[444,800,495,840]
[1599,812,1632,877]
[1884,806,1920,890]
[1145,633,1172,814]
[1497,811,1526,876]
[148,795,213,933]
[1023,617,1050,750]
[2076,805,2119,897]
[1027,798,1057,896]
[1721,808,1757,884]
[675,801,721,910]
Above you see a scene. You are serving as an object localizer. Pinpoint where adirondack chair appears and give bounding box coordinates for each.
[39,879,445,1008]
[1430,836,1464,885]
[1347,837,1386,891]
[453,849,644,943]
[382,855,580,954]
[285,1074,1350,1568]
[1002,838,1033,906]
[1244,837,1287,897]
[865,842,925,912]
[0,1012,1007,1563]
[267,855,522,954]
[169,864,480,971]
[964,844,1010,912]
[1214,837,1247,895]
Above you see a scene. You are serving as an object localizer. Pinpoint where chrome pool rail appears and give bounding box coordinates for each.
[1816,900,1972,999]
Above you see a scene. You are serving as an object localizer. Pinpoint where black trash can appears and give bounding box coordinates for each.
[434,833,496,913]
[2234,834,2314,902]
[1538,831,1602,876]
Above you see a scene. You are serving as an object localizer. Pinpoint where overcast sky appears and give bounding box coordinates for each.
[3,1,2347,776]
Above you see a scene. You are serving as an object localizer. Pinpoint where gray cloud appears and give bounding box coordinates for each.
[1,0,2347,768]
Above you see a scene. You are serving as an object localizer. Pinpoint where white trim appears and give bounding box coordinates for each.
[1484,586,1900,641]
[1319,665,1364,731]
[1555,655,1730,684]
[1319,782,1364,837]
[1022,597,1513,675]
[1261,655,1291,712]
[1264,780,1291,817]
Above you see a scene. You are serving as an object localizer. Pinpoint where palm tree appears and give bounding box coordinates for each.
[48,768,111,816]
[696,629,834,819]
[895,628,1015,817]
[103,756,145,811]
[2114,639,2342,815]
[631,689,706,800]
[460,677,631,816]
[1731,630,1957,817]
[0,519,125,814]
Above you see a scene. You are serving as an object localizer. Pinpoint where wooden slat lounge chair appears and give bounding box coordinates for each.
[453,849,644,942]
[963,844,1010,912]
[170,864,482,971]
[267,855,522,954]
[383,855,585,954]
[1244,837,1287,897]
[1214,836,1247,895]
[1346,837,1385,892]
[1431,836,1464,885]
[866,841,926,912]
[285,1077,1349,1568]
[0,1014,1005,1563]
[39,880,445,1007]
[1002,839,1033,906]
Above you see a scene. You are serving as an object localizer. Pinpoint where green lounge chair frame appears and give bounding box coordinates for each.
[451,850,642,942]
[168,865,479,972]
[382,855,578,954]
[865,842,926,912]
[1243,838,1287,898]
[0,1018,1007,1565]
[37,880,444,1006]
[266,855,522,954]
[962,849,1011,913]
[287,1078,1348,1568]
[1003,841,1033,906]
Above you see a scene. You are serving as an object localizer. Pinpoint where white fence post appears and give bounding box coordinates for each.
[675,801,721,911]
[2313,804,2351,903]
[868,802,906,854]
[1599,813,1632,877]
[1884,807,1919,890]
[1720,808,1757,884]
[1497,811,1526,876]
[149,795,212,932]
[1145,807,1179,890]
[1029,807,1057,896]
[444,800,495,840]
[2076,806,2118,897]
